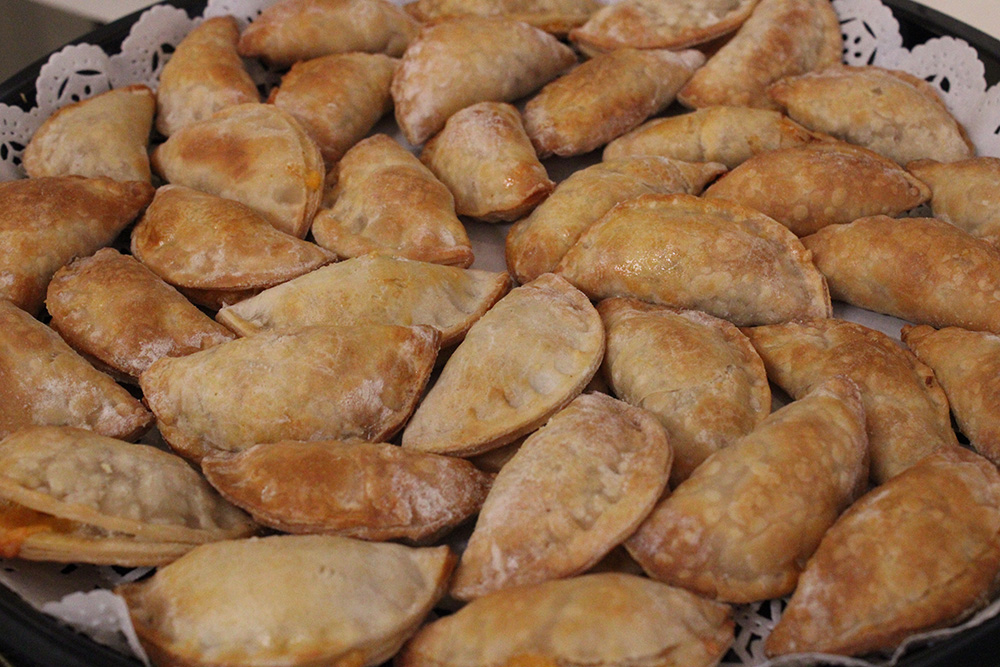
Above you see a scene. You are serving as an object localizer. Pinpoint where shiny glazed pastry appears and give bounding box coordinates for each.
[403,0,601,34]
[907,157,1000,245]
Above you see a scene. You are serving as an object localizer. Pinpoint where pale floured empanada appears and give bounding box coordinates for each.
[401,273,604,457]
[140,324,440,462]
[677,0,842,109]
[202,439,492,542]
[23,85,155,183]
[119,535,454,667]
[398,573,734,667]
[403,0,600,34]
[744,318,958,483]
[769,65,975,165]
[311,135,473,265]
[626,376,868,603]
[131,185,335,310]
[600,297,770,486]
[555,193,831,326]
[767,446,1000,657]
[451,393,670,599]
[803,215,1000,334]
[155,16,259,137]
[505,157,726,284]
[391,16,576,145]
[421,102,553,222]
[523,48,704,158]
[907,157,1000,246]
[0,300,152,441]
[902,324,1000,467]
[215,255,510,346]
[237,0,419,66]
[703,142,931,236]
[269,53,398,166]
[0,176,153,315]
[151,103,324,239]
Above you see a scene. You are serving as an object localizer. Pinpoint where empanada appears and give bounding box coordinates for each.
[401,273,604,457]
[155,16,259,137]
[523,48,704,158]
[600,297,770,486]
[403,0,600,34]
[907,157,1000,245]
[0,176,153,315]
[676,0,842,109]
[451,393,671,599]
[744,318,958,483]
[421,102,553,222]
[237,0,420,66]
[767,446,1000,657]
[555,193,831,326]
[391,16,576,145]
[311,134,473,265]
[119,535,454,667]
[769,65,975,165]
[151,103,324,239]
[140,324,440,462]
[505,157,726,284]
[23,85,155,183]
[131,185,335,310]
[703,141,931,236]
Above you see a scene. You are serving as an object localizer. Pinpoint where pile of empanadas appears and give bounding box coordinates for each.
[3,0,1000,664]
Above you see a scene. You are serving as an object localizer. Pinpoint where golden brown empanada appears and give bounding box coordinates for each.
[767,446,1000,657]
[155,16,259,137]
[744,318,958,483]
[215,255,509,346]
[451,393,670,599]
[403,0,600,34]
[626,376,868,603]
[269,53,398,166]
[131,185,335,310]
[0,300,152,441]
[505,157,726,284]
[151,103,324,239]
[398,573,734,667]
[769,65,975,165]
[391,16,576,145]
[907,157,1000,245]
[803,215,1000,334]
[600,298,770,486]
[237,0,420,66]
[0,176,153,315]
[23,85,155,183]
[311,134,473,265]
[421,102,553,222]
[677,0,842,109]
[402,273,604,457]
[140,324,440,462]
[119,535,454,667]
[702,141,931,236]
[555,193,831,326]
[523,48,704,158]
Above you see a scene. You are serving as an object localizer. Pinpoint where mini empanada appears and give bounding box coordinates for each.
[451,393,671,600]
[237,0,420,66]
[907,157,1000,245]
[401,273,604,457]
[555,193,831,326]
[767,446,1000,657]
[23,85,155,183]
[744,318,958,483]
[151,103,324,239]
[523,48,704,158]
[421,102,553,222]
[131,185,335,310]
[702,141,931,236]
[676,0,842,109]
[391,16,576,145]
[505,157,726,284]
[155,16,259,137]
[311,134,473,265]
[403,0,600,34]
[0,176,154,315]
[600,297,770,486]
